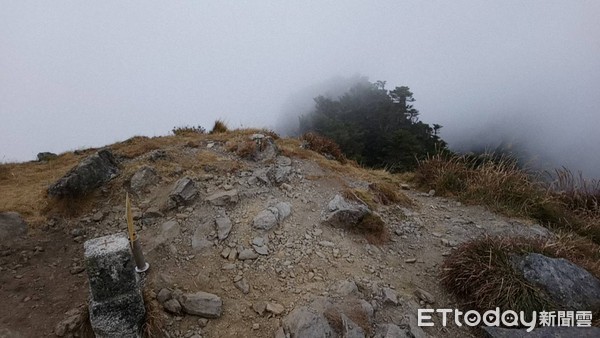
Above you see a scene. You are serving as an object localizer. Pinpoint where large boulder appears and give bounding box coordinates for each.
[511,253,600,311]
[321,194,369,228]
[48,149,119,197]
[0,212,27,243]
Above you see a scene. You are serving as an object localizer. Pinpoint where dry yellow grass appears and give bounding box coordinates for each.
[0,153,84,224]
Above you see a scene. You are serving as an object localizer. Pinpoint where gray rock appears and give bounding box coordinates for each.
[276,156,292,167]
[252,202,292,231]
[157,288,172,304]
[511,253,600,311]
[253,245,269,256]
[341,313,366,338]
[252,209,278,231]
[148,149,168,162]
[282,306,334,338]
[414,288,435,304]
[130,166,159,194]
[274,202,292,221]
[234,278,250,294]
[382,288,399,306]
[216,216,232,241]
[321,194,369,228]
[374,324,410,338]
[252,237,265,246]
[91,211,104,222]
[253,301,267,316]
[268,164,292,185]
[37,152,58,161]
[48,149,119,197]
[482,326,600,338]
[169,177,197,206]
[253,136,279,162]
[205,189,239,206]
[179,292,223,318]
[0,212,27,243]
[163,299,182,314]
[274,327,286,338]
[266,302,285,315]
[252,168,271,185]
[238,249,259,260]
[54,307,86,337]
[337,280,359,297]
[143,207,164,219]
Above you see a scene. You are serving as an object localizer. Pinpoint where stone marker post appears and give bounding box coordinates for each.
[84,233,145,337]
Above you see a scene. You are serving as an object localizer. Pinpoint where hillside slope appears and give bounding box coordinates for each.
[0,130,593,337]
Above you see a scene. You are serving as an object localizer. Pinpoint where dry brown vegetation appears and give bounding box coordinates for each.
[415,152,600,244]
[300,132,347,164]
[210,119,229,134]
[441,235,600,319]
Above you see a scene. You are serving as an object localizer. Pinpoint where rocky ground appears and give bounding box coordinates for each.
[0,132,593,338]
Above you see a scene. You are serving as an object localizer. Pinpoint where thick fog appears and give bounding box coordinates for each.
[1,1,599,177]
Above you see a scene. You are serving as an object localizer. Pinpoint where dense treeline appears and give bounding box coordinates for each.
[299,80,447,172]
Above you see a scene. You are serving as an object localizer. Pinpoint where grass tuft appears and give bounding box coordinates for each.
[300,132,347,164]
[210,119,229,134]
[356,213,389,245]
[172,125,206,136]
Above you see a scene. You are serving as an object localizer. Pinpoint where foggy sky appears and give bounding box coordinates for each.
[2,1,599,177]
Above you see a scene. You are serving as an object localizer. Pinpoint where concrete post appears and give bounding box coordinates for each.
[84,233,145,337]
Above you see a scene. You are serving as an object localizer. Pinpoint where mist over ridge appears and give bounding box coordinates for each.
[1,1,599,179]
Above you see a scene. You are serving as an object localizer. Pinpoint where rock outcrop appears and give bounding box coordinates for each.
[48,149,119,197]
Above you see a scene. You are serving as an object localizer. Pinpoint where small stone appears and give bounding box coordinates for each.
[383,287,399,305]
[404,258,417,263]
[400,184,410,190]
[157,288,172,304]
[319,241,335,247]
[253,245,269,256]
[235,278,250,294]
[222,263,236,270]
[428,189,436,196]
[228,248,238,261]
[336,280,358,296]
[238,249,258,260]
[198,318,209,327]
[92,211,104,222]
[221,247,231,259]
[179,292,223,318]
[252,323,260,330]
[252,237,265,246]
[216,216,232,241]
[266,302,285,315]
[164,299,182,314]
[253,301,267,316]
[414,288,435,304]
